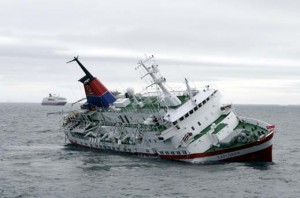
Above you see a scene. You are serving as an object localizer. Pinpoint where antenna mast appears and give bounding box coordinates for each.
[136,55,181,107]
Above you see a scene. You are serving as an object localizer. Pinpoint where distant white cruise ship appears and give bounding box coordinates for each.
[42,94,67,106]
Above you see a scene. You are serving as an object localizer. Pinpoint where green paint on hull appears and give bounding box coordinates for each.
[192,114,228,142]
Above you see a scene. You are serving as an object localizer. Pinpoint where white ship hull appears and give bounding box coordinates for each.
[65,130,273,163]
[42,94,67,106]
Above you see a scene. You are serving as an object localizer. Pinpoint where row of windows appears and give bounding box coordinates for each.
[159,151,188,155]
[148,139,157,143]
[85,142,135,152]
[74,139,188,155]
[173,91,217,125]
[176,122,201,131]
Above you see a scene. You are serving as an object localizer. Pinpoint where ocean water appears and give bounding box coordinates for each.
[0,103,300,198]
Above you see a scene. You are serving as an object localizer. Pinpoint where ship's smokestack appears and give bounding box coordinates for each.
[67,57,116,108]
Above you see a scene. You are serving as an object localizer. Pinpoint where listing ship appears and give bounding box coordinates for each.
[42,94,67,106]
[62,56,274,163]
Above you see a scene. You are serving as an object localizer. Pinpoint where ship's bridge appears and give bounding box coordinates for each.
[163,89,218,123]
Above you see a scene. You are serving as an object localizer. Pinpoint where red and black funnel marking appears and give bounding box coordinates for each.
[68,57,116,108]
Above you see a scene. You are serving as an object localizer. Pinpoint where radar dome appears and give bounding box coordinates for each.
[126,87,135,95]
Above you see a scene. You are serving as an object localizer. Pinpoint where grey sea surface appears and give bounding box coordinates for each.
[0,103,300,198]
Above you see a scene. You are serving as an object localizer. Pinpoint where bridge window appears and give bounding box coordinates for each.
[173,121,177,125]
[179,117,184,121]
[185,113,189,118]
[189,110,194,114]
[198,103,202,108]
[194,106,198,111]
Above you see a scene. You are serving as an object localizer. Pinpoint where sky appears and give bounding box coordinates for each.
[0,0,300,104]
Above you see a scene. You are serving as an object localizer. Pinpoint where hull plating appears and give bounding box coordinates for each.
[67,132,273,164]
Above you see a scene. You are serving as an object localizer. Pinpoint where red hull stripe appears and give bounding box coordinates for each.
[160,132,273,160]
[224,145,272,162]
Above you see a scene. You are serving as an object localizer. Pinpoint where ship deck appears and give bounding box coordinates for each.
[207,121,270,152]
[190,114,270,151]
[105,95,190,114]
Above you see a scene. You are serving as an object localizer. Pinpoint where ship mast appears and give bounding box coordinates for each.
[137,55,181,107]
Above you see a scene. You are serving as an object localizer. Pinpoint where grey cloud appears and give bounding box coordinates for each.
[0,0,300,103]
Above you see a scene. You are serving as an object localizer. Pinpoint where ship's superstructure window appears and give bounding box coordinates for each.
[176,125,180,130]
[194,106,198,111]
[189,110,194,114]
[197,122,201,126]
[191,126,195,130]
[203,100,206,104]
[171,152,175,155]
[198,103,202,108]
[177,151,181,155]
[182,151,187,154]
[173,121,178,125]
[179,117,184,121]
[185,113,189,118]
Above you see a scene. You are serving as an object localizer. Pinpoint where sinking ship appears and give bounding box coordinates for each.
[62,56,274,163]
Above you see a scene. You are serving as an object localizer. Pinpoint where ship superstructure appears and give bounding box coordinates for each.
[62,56,274,163]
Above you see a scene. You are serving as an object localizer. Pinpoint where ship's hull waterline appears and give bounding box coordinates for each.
[66,131,273,164]
[42,102,67,106]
